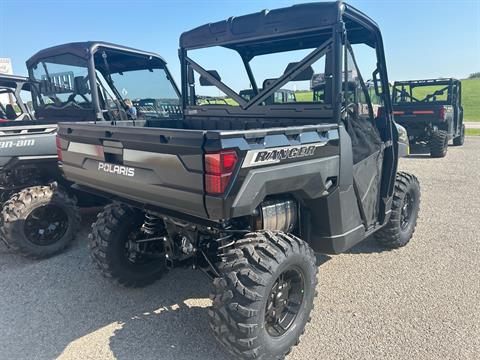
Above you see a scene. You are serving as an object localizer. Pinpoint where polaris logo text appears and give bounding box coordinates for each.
[98,162,135,177]
[242,142,326,168]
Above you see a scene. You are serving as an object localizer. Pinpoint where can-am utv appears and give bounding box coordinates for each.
[57,3,420,359]
[0,74,34,121]
[392,78,464,157]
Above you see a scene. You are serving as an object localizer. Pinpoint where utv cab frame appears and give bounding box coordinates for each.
[392,78,464,157]
[26,41,182,123]
[0,75,34,121]
[57,3,420,359]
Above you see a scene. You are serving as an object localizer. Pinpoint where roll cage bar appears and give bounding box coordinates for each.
[392,78,460,104]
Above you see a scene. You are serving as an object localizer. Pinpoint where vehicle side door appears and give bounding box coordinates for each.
[343,40,386,228]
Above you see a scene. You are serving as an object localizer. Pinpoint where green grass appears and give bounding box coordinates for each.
[465,128,480,136]
[461,79,480,121]
[206,78,480,120]
[294,91,313,102]
[296,79,480,121]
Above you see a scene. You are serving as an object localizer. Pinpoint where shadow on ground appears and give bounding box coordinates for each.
[0,210,333,360]
[345,235,389,255]
[0,208,389,360]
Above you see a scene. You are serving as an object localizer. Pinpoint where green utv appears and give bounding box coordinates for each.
[56,2,420,359]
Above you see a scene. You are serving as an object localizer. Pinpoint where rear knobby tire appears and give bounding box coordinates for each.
[452,124,465,146]
[1,185,80,259]
[374,172,420,249]
[89,203,166,288]
[429,130,448,157]
[209,231,318,360]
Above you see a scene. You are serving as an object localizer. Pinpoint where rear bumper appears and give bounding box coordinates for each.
[395,118,447,140]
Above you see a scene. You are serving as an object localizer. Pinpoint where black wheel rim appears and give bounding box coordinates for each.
[400,191,415,231]
[265,267,305,337]
[24,205,69,246]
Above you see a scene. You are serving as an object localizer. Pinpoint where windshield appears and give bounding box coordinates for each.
[31,53,92,109]
[392,82,451,104]
[109,68,180,118]
[94,49,180,120]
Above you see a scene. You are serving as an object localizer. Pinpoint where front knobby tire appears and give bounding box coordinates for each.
[430,130,448,157]
[89,203,166,288]
[452,124,465,146]
[374,172,420,249]
[1,185,80,259]
[209,231,318,360]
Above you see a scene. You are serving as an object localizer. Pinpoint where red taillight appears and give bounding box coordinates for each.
[412,110,434,115]
[205,150,238,194]
[393,111,405,116]
[439,107,446,120]
[0,118,9,123]
[56,135,63,162]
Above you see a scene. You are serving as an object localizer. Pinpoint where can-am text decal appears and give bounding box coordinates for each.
[0,139,35,149]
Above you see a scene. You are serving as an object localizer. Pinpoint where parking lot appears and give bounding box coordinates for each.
[1,137,479,360]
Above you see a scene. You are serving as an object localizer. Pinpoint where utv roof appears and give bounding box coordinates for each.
[26,41,167,68]
[0,74,32,91]
[180,1,379,54]
[393,78,459,85]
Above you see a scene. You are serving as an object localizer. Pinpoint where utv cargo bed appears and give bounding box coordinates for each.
[58,120,340,220]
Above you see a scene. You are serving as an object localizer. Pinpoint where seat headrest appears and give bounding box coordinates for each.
[74,76,90,95]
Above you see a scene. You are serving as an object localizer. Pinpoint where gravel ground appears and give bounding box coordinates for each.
[1,138,479,360]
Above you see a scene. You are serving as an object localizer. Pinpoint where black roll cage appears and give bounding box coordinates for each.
[179,2,393,123]
[392,78,460,105]
[26,42,181,121]
[0,75,34,118]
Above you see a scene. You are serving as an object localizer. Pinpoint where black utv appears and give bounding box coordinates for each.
[57,3,420,359]
[392,78,464,157]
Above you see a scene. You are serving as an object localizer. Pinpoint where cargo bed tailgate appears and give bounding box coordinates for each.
[393,104,451,122]
[58,122,207,218]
